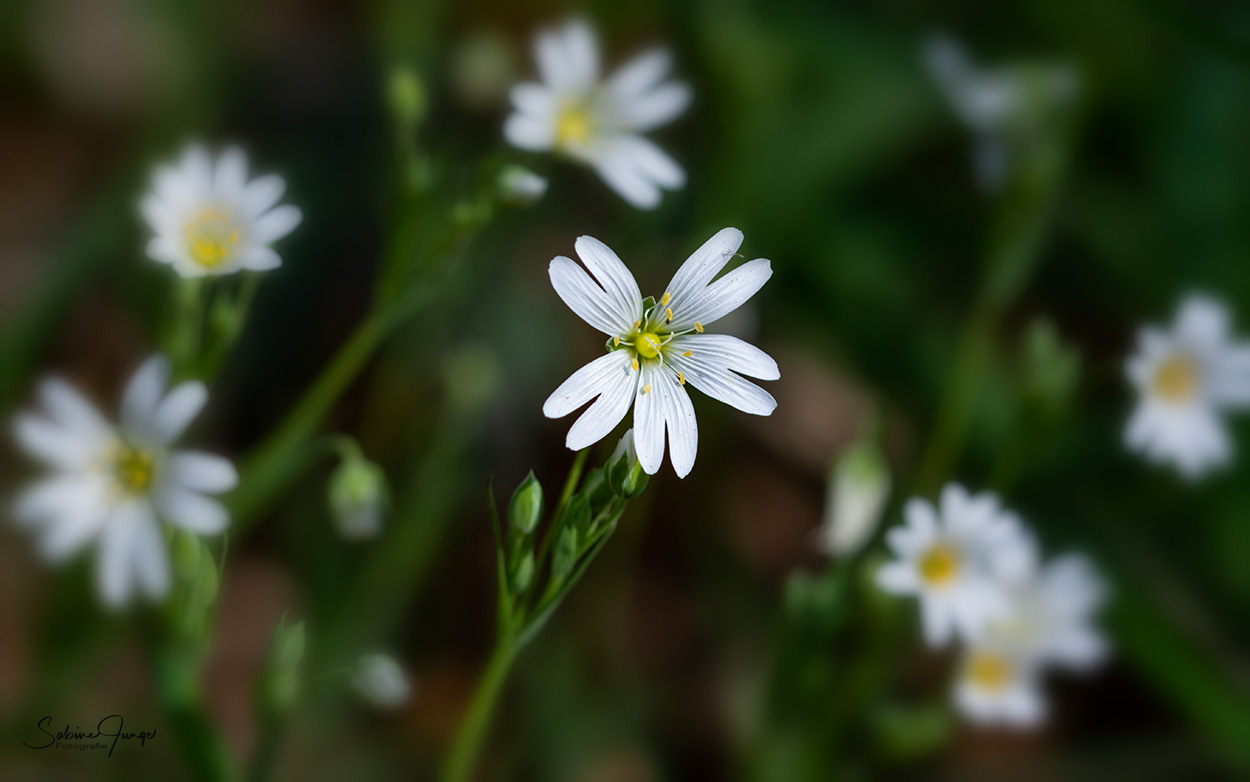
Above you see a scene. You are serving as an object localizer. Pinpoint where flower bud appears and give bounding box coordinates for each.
[262,614,306,715]
[508,471,544,536]
[498,165,548,206]
[579,468,616,515]
[606,430,648,499]
[328,454,388,541]
[509,549,536,594]
[817,438,891,558]
[351,653,411,709]
[388,66,427,128]
[551,524,579,584]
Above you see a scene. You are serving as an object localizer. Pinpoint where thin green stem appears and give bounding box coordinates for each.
[440,640,517,782]
[149,642,233,782]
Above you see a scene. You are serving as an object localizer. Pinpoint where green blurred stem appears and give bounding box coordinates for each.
[149,643,233,782]
[441,640,517,782]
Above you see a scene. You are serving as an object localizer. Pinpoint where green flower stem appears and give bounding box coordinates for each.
[148,641,233,782]
[440,640,518,782]
[530,449,589,587]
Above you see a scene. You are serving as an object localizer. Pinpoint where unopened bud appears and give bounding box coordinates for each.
[498,165,548,206]
[606,429,648,499]
[818,438,891,557]
[508,471,544,536]
[328,454,388,541]
[352,653,411,709]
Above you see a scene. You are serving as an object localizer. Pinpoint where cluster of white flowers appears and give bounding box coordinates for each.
[543,227,778,477]
[13,356,236,608]
[1124,294,1250,479]
[877,483,1106,727]
[504,19,691,210]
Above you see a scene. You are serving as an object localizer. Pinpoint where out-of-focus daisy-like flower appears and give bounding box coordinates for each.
[543,228,778,478]
[876,483,1033,647]
[1125,294,1250,479]
[141,144,302,277]
[352,653,411,709]
[504,19,691,210]
[955,549,1107,727]
[13,355,237,608]
[922,34,1077,192]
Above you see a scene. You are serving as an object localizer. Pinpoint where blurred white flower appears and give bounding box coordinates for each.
[497,164,549,205]
[352,653,411,709]
[328,452,387,541]
[954,549,1107,727]
[1125,294,1250,479]
[504,19,691,210]
[922,34,1077,192]
[543,228,778,477]
[876,483,1033,647]
[817,438,891,557]
[13,355,236,608]
[141,143,302,277]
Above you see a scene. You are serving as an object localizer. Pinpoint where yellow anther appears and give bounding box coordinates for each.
[678,371,685,385]
[919,545,959,586]
[556,104,593,148]
[636,332,663,359]
[967,652,1011,692]
[631,358,639,372]
[613,337,620,347]
[682,350,692,357]
[227,229,240,244]
[660,291,671,306]
[218,210,228,221]
[642,384,652,394]
[694,322,704,333]
[633,320,642,330]
[109,444,154,494]
[1153,354,1197,402]
[665,307,673,322]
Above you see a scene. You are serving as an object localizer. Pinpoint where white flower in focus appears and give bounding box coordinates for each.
[504,19,691,210]
[817,438,891,557]
[922,34,1077,191]
[876,483,1033,647]
[141,144,302,277]
[543,228,778,477]
[352,653,411,709]
[1125,295,1250,479]
[954,550,1107,727]
[13,356,237,608]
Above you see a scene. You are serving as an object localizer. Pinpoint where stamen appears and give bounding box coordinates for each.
[683,350,692,357]
[613,337,620,346]
[665,307,673,322]
[631,358,639,372]
[694,322,704,333]
[660,292,671,306]
[633,320,642,330]
[678,371,685,385]
[642,384,652,394]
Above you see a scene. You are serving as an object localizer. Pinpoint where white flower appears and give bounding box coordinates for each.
[922,34,1077,192]
[954,550,1107,727]
[817,438,891,557]
[504,19,691,210]
[498,164,549,205]
[351,653,411,709]
[13,355,237,608]
[141,143,302,277]
[1125,294,1250,479]
[876,483,1033,647]
[543,228,778,477]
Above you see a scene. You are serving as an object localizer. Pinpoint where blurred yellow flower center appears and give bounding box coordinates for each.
[967,652,1011,691]
[919,544,959,585]
[109,444,155,494]
[556,105,593,149]
[1153,354,1197,402]
[184,209,240,269]
[635,332,664,359]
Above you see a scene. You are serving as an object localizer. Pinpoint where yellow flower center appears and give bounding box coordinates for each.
[918,544,959,586]
[109,443,155,494]
[1153,354,1198,403]
[184,209,241,269]
[556,104,593,149]
[966,652,1011,692]
[635,332,664,359]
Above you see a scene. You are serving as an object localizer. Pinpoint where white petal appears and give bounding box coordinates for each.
[13,414,100,470]
[666,337,777,416]
[252,205,302,244]
[214,146,248,200]
[616,135,685,188]
[668,334,778,380]
[632,363,667,475]
[177,144,214,198]
[666,259,771,332]
[904,497,939,538]
[121,355,170,439]
[152,381,207,444]
[559,20,599,90]
[241,173,287,217]
[920,598,954,648]
[543,350,635,419]
[147,236,183,265]
[38,378,110,436]
[654,365,698,477]
[607,49,673,101]
[96,505,140,608]
[129,506,172,600]
[242,246,282,271]
[564,356,639,451]
[1175,294,1229,347]
[14,475,90,526]
[618,82,692,132]
[509,82,556,117]
[504,113,555,151]
[876,560,919,593]
[155,486,230,534]
[166,451,238,493]
[574,236,643,321]
[549,255,638,336]
[592,148,663,210]
[662,228,744,312]
[29,480,108,561]
[140,193,176,234]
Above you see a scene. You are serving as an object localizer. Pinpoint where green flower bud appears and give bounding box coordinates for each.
[509,549,536,595]
[607,430,648,499]
[580,468,616,514]
[563,495,591,537]
[508,471,544,536]
[328,452,388,541]
[263,614,306,714]
[551,524,579,584]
